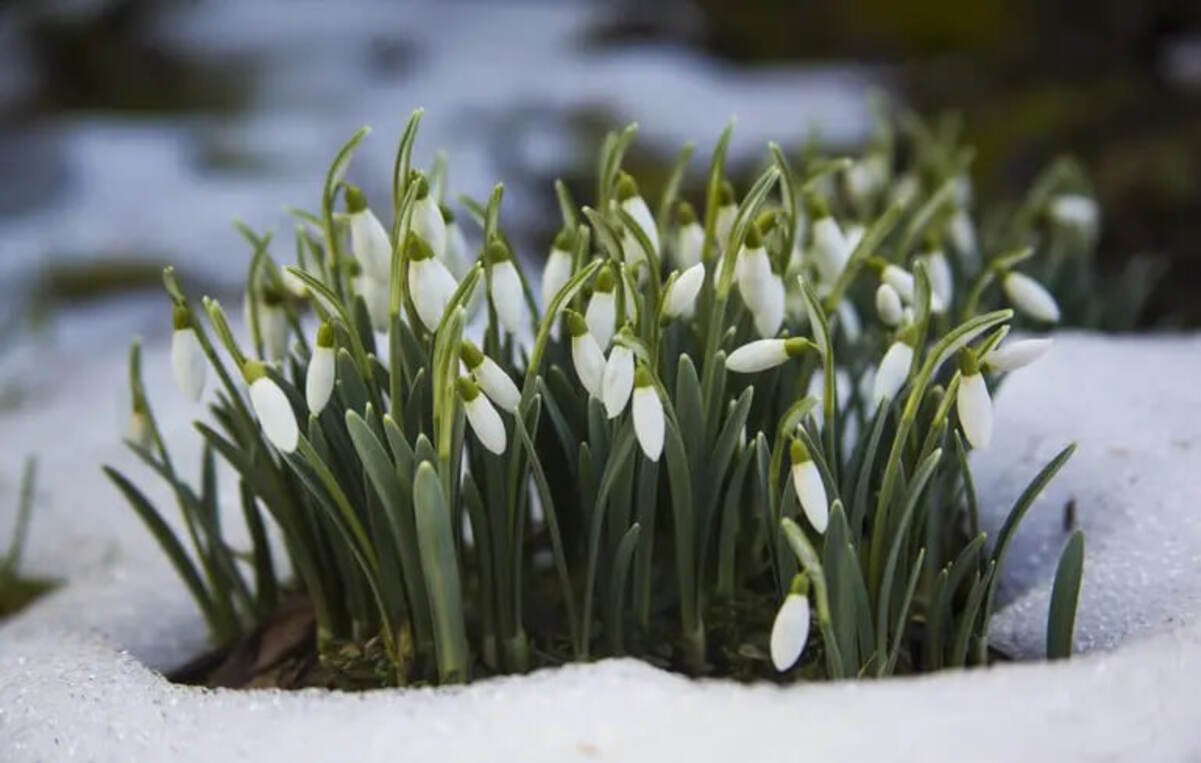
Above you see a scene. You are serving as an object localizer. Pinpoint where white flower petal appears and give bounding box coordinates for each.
[811,217,850,284]
[792,460,829,533]
[491,260,526,335]
[873,341,914,408]
[306,346,336,414]
[674,222,704,269]
[409,258,457,332]
[632,385,664,461]
[715,205,736,248]
[664,263,705,318]
[476,356,521,414]
[250,377,299,453]
[360,274,391,333]
[171,328,206,402]
[541,248,574,309]
[465,394,507,455]
[882,264,915,303]
[571,332,606,398]
[260,305,289,362]
[602,345,635,419]
[984,337,1053,372]
[770,593,811,672]
[350,209,393,282]
[443,222,472,280]
[958,372,994,450]
[836,298,861,342]
[1003,272,1060,323]
[875,283,904,326]
[752,274,785,338]
[736,246,773,315]
[413,195,447,261]
[621,195,660,257]
[921,250,954,313]
[585,290,616,349]
[726,339,788,373]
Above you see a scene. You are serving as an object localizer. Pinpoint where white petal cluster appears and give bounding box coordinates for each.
[305,323,336,414]
[542,234,575,309]
[489,244,526,336]
[770,590,811,672]
[462,341,521,414]
[567,311,606,399]
[872,339,914,408]
[246,362,299,453]
[632,369,664,462]
[726,337,811,374]
[983,337,1052,372]
[408,235,458,333]
[170,313,206,402]
[585,266,618,348]
[875,283,904,326]
[602,344,635,419]
[957,369,993,450]
[663,263,704,319]
[459,378,507,455]
[790,440,828,534]
[1003,271,1060,323]
[347,187,393,282]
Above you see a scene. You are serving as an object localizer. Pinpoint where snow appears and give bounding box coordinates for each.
[1,332,1199,760]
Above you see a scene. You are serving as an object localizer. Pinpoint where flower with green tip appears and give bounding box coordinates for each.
[753,272,785,338]
[170,306,206,402]
[617,172,659,257]
[881,263,915,303]
[725,336,811,374]
[566,309,605,398]
[714,180,737,248]
[244,360,298,453]
[790,439,828,533]
[585,265,617,348]
[248,288,289,362]
[770,575,811,672]
[542,229,575,309]
[461,340,520,414]
[983,337,1052,372]
[663,262,704,319]
[602,342,635,419]
[1003,271,1060,323]
[407,233,457,333]
[920,248,953,314]
[411,175,447,261]
[631,366,664,461]
[127,402,152,450]
[306,323,336,414]
[957,351,993,450]
[673,201,703,269]
[873,330,916,408]
[875,282,903,327]
[486,240,525,336]
[458,377,506,455]
[1049,194,1099,242]
[346,185,393,282]
[807,194,850,284]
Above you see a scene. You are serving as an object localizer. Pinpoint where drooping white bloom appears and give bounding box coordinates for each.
[983,337,1052,372]
[836,297,861,343]
[673,201,704,269]
[461,340,521,414]
[412,178,447,262]
[542,231,575,309]
[487,242,526,336]
[875,283,904,326]
[407,234,458,332]
[459,377,506,455]
[736,227,773,315]
[280,266,310,298]
[1003,271,1060,323]
[585,266,618,348]
[631,368,664,462]
[358,272,391,333]
[920,249,953,313]
[567,311,605,398]
[957,362,993,450]
[809,209,852,284]
[602,343,635,419]
[948,209,977,261]
[770,590,811,672]
[873,338,915,408]
[663,262,704,319]
[305,323,336,414]
[617,173,659,258]
[881,264,915,303]
[259,300,289,362]
[725,337,811,374]
[790,439,829,533]
[1049,194,1100,241]
[845,223,866,253]
[346,186,393,282]
[753,273,786,338]
[245,361,298,453]
[170,308,206,402]
[714,181,737,248]
[442,208,473,280]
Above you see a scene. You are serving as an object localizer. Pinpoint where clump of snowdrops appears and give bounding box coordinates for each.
[106,109,1085,686]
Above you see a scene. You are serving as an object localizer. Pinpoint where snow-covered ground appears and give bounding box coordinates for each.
[0,332,1198,761]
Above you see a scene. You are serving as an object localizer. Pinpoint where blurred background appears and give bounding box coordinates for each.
[1,0,1200,370]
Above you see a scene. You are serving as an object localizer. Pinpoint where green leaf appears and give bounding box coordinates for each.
[413,460,470,683]
[607,523,641,654]
[1047,529,1085,660]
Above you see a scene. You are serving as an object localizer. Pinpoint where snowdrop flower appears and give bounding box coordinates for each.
[714,181,737,248]
[948,208,978,262]
[807,195,851,284]
[411,175,447,262]
[919,248,953,314]
[770,577,811,672]
[790,439,828,533]
[753,272,786,338]
[461,340,520,414]
[1049,194,1099,242]
[1003,271,1060,323]
[542,229,575,309]
[875,283,904,326]
[280,266,310,298]
[441,205,473,280]
[845,223,866,253]
[845,158,882,207]
[356,267,391,333]
[983,337,1052,372]
[170,306,206,402]
[957,352,993,450]
[566,310,605,398]
[458,377,506,455]
[407,233,458,333]
[631,367,664,461]
[881,264,915,303]
[585,265,617,348]
[872,331,916,408]
[346,185,393,282]
[663,262,704,319]
[487,240,526,336]
[617,172,659,258]
[258,291,289,362]
[836,297,861,343]
[602,342,635,419]
[306,323,336,415]
[244,360,298,453]
[725,337,812,374]
[673,201,704,269]
[736,225,772,314]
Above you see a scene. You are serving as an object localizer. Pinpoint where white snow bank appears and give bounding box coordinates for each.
[0,333,1199,761]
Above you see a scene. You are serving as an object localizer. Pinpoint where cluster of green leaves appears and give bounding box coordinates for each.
[106,108,1084,686]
